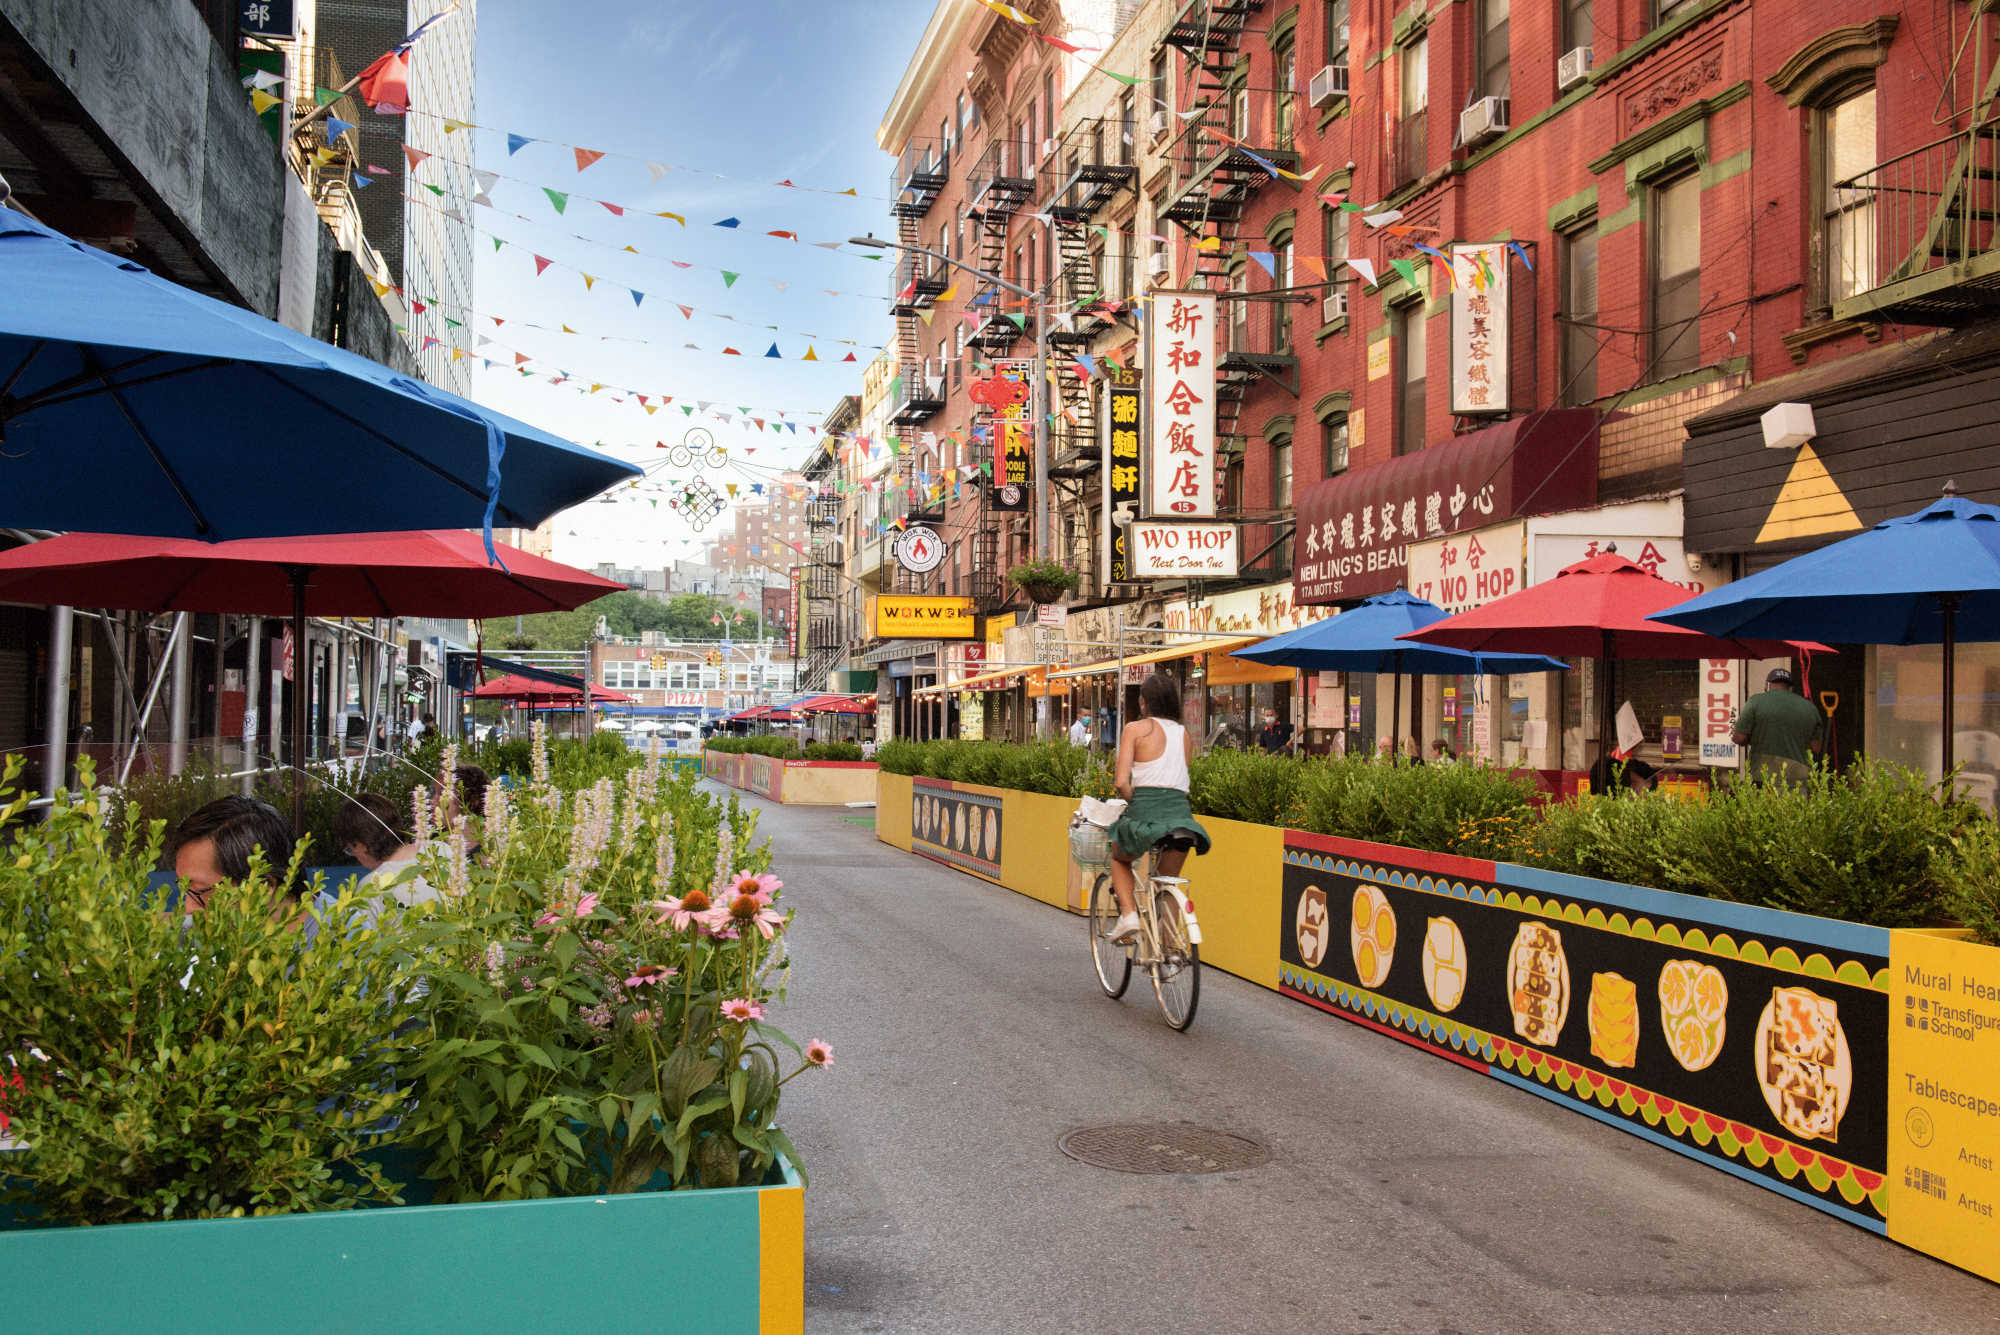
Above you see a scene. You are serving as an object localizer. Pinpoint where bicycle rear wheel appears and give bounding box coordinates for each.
[1089,872,1131,999]
[1150,887,1200,1031]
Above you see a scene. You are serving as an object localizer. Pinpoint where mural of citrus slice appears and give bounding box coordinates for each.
[1692,966,1728,1024]
[1659,960,1691,1014]
[1675,1016,1712,1068]
[1352,887,1372,933]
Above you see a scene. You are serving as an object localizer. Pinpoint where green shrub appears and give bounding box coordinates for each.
[0,758,427,1226]
[802,741,864,762]
[1189,750,1307,825]
[705,736,803,759]
[1944,814,2000,945]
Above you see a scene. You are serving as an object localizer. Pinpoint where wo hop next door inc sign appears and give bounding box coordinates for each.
[1127,521,1240,579]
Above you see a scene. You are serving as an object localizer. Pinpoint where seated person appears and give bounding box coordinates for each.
[1431,738,1457,763]
[332,794,438,915]
[447,764,491,823]
[168,796,297,912]
[1588,752,1660,795]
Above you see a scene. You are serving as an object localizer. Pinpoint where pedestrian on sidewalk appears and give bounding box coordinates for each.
[1068,713,1090,747]
[1731,667,1824,784]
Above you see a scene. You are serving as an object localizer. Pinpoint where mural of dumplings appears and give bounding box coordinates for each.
[983,809,999,862]
[1755,986,1852,1144]
[1349,885,1395,988]
[1587,972,1639,1068]
[1506,921,1569,1047]
[1295,884,1331,970]
[1658,959,1728,1072]
[1420,916,1467,1012]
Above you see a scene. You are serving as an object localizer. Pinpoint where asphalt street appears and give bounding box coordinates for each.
[723,784,2000,1335]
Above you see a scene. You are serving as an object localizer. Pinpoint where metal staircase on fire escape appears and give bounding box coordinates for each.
[888,137,950,596]
[1156,0,1296,468]
[799,494,843,691]
[965,140,1039,609]
[1833,17,2000,327]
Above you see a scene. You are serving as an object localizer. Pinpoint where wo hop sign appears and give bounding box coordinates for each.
[1127,522,1239,579]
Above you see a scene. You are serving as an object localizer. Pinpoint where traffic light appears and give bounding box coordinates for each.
[650,651,667,671]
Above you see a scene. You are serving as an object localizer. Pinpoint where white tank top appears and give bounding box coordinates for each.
[1130,718,1190,791]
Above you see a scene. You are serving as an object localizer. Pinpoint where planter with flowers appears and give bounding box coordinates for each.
[0,727,820,1332]
[1006,558,1080,608]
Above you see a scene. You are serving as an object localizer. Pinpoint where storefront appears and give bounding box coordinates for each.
[1683,325,2000,804]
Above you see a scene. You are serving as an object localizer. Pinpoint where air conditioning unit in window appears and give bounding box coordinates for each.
[1557,46,1594,92]
[1041,137,1057,159]
[1322,289,1348,322]
[1459,96,1510,145]
[1148,110,1168,138]
[1146,252,1171,279]
[1308,64,1350,108]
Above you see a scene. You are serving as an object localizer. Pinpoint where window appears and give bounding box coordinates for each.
[956,93,969,144]
[1322,414,1350,476]
[1396,37,1428,184]
[1821,85,1878,306]
[1117,89,1136,162]
[1560,224,1598,405]
[1229,266,1249,352]
[953,327,964,395]
[1276,44,1297,149]
[1325,0,1350,66]
[1272,437,1293,509]
[1654,0,1699,25]
[1152,50,1172,124]
[1394,305,1427,456]
[1478,0,1509,100]
[940,117,951,157]
[1044,73,1056,148]
[1225,455,1246,511]
[1650,173,1701,379]
[1273,239,1296,352]
[1025,102,1038,166]
[1563,0,1591,56]
[1231,84,1252,139]
[1322,203,1348,277]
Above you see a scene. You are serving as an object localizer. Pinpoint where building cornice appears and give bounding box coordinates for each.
[878,1,981,151]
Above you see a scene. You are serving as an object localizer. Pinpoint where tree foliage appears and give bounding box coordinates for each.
[498,592,759,651]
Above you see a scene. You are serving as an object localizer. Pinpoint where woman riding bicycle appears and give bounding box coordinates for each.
[1105,673,1211,943]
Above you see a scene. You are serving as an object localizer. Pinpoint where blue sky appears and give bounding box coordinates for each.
[455,0,937,570]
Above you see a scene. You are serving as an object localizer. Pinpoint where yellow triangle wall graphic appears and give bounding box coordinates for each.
[1755,443,1862,544]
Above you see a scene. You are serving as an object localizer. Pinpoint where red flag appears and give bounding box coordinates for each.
[357,50,411,114]
[574,147,606,172]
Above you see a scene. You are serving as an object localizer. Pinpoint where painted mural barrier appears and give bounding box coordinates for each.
[873,772,2000,1284]
[701,752,877,806]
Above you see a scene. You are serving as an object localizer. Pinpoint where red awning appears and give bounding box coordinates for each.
[1292,409,1599,605]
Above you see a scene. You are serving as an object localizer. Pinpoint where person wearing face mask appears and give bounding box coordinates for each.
[1256,707,1295,755]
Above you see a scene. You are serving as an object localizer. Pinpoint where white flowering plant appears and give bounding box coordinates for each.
[402,725,821,1199]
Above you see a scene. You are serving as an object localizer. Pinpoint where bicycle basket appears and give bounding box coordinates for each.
[1068,819,1113,867]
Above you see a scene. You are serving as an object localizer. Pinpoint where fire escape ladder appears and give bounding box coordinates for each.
[971,488,1004,610]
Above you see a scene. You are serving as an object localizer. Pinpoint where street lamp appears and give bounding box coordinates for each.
[848,233,1053,562]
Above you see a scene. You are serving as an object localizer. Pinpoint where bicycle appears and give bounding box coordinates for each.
[1075,822,1203,1031]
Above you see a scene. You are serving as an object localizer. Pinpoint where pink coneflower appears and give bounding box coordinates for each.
[623,963,676,988]
[629,1008,656,1027]
[697,903,742,940]
[653,889,711,931]
[725,892,787,940]
[804,1039,833,1069]
[534,891,601,928]
[720,998,764,1023]
[729,870,782,905]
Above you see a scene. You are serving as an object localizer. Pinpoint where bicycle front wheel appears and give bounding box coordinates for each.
[1150,887,1201,1031]
[1089,872,1132,999]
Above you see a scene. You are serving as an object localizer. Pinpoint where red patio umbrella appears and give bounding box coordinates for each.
[1400,554,1824,771]
[470,674,635,704]
[0,530,622,830]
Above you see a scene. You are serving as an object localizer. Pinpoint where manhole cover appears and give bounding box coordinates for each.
[1058,1123,1271,1175]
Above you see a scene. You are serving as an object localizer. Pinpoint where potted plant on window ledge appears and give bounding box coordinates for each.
[1007,558,1080,607]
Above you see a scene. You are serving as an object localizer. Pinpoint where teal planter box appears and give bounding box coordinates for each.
[0,1160,803,1333]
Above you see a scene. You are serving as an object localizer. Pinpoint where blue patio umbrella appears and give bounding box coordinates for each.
[1652,488,2000,772]
[0,204,639,544]
[1235,590,1567,754]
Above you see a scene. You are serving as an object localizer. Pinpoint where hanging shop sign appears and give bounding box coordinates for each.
[893,524,948,574]
[1103,366,1143,584]
[1532,534,1722,597]
[988,358,1035,513]
[240,0,295,37]
[1127,522,1240,579]
[1145,291,1217,518]
[788,566,804,657]
[1405,520,1528,614]
[1293,409,1599,604]
[1161,579,1330,637]
[870,595,978,640]
[1449,243,1510,415]
[1698,658,1743,768]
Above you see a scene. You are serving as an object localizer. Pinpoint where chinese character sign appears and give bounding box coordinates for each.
[241,0,294,36]
[1102,368,1143,582]
[1145,292,1216,519]
[1450,243,1509,416]
[988,358,1035,512]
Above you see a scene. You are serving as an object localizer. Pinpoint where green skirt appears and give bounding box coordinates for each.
[1109,786,1212,860]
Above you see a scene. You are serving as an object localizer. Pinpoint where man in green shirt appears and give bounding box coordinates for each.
[1730,667,1825,784]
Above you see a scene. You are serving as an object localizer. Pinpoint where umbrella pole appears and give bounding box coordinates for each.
[290,567,308,837]
[1942,594,1960,782]
[1390,669,1402,762]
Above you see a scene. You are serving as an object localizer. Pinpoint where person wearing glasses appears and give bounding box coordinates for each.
[167,796,297,913]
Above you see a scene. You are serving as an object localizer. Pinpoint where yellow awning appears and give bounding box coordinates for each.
[1047,635,1263,681]
[913,661,1038,696]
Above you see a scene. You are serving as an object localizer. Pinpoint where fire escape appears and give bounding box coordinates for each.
[801,492,844,692]
[966,139,1038,611]
[1832,23,2000,327]
[1156,0,1298,462]
[889,136,949,434]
